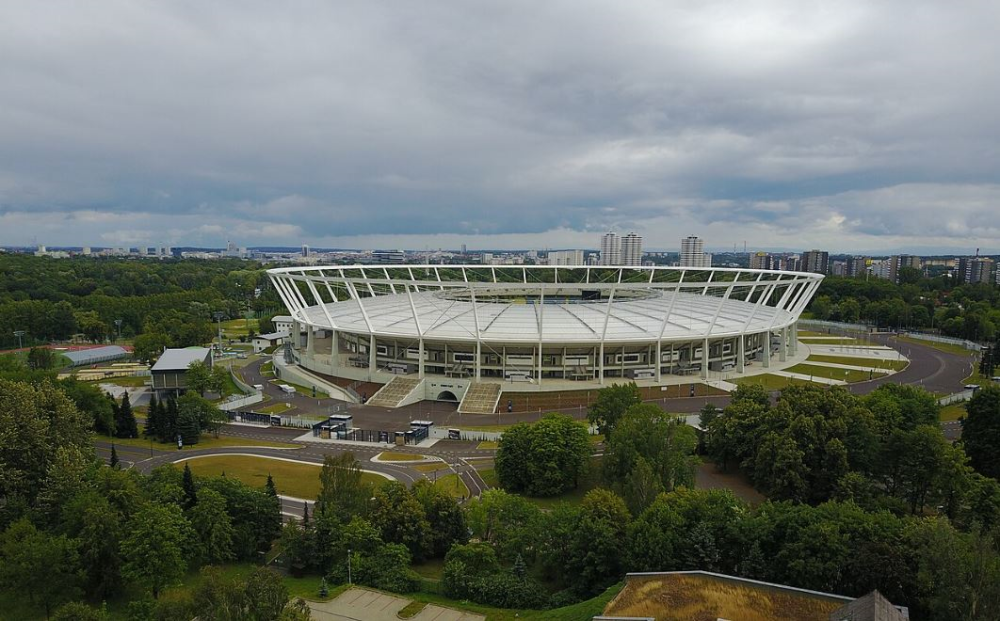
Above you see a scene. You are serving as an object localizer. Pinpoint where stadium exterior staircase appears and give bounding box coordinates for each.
[366,376,423,408]
[458,382,503,414]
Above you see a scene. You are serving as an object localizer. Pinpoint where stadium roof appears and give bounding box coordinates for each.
[298,291,795,344]
[150,348,212,372]
[63,345,129,366]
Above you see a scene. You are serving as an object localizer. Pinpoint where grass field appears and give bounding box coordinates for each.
[270,378,332,399]
[894,335,976,357]
[784,363,877,383]
[84,375,150,387]
[377,451,425,461]
[477,441,499,449]
[799,337,867,346]
[176,455,388,499]
[218,318,260,337]
[940,402,967,422]
[257,402,293,414]
[478,467,499,488]
[413,462,451,473]
[96,433,299,451]
[806,354,909,371]
[733,374,823,391]
[433,473,469,499]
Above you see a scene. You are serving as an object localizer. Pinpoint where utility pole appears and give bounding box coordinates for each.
[13,330,25,350]
[213,311,225,348]
[114,319,123,343]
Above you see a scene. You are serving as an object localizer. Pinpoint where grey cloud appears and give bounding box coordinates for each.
[0,1,998,250]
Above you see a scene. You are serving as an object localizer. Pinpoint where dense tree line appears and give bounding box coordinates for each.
[810,274,1000,341]
[0,254,283,349]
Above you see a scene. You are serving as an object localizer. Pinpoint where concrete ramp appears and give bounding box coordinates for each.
[458,382,502,414]
[367,376,424,408]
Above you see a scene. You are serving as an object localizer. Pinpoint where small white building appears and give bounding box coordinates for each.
[272,315,294,334]
[252,331,289,354]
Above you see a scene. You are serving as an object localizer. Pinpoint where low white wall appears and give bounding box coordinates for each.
[219,393,265,411]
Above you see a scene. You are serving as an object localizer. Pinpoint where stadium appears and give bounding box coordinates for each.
[267,265,823,412]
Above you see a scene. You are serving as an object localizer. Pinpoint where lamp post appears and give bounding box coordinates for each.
[213,311,225,348]
[114,319,123,343]
[347,548,352,585]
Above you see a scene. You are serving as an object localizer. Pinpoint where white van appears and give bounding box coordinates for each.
[278,384,296,394]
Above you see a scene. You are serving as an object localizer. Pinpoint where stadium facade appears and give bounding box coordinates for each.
[268,265,822,406]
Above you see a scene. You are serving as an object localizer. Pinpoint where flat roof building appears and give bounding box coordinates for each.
[63,345,129,367]
[150,347,213,395]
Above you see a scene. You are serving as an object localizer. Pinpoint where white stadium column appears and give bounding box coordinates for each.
[369,334,376,380]
[763,332,771,368]
[701,338,709,380]
[738,334,745,373]
[418,339,425,379]
[790,323,798,355]
[780,327,788,362]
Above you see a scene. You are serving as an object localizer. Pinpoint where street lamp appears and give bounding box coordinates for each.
[213,311,225,348]
[347,548,352,585]
[114,319,123,343]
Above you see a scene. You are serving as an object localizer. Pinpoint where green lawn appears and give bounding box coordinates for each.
[517,457,603,510]
[402,581,624,621]
[785,363,879,383]
[940,402,966,422]
[261,361,274,376]
[411,558,445,581]
[799,337,867,346]
[433,473,470,499]
[219,318,260,337]
[84,375,150,387]
[176,455,388,499]
[414,462,451,473]
[478,467,499,488]
[733,374,823,391]
[257,402,293,414]
[806,354,908,371]
[96,433,299,451]
[270,378,332,399]
[377,451,426,461]
[477,441,499,449]
[894,335,976,357]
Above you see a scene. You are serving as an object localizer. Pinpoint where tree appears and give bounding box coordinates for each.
[0,518,82,618]
[316,453,372,522]
[27,346,58,370]
[412,479,469,558]
[603,403,698,496]
[495,413,591,497]
[144,394,163,440]
[0,379,93,505]
[189,489,235,564]
[587,382,642,437]
[132,332,171,364]
[467,489,544,563]
[962,385,1000,479]
[621,456,663,515]
[59,378,116,436]
[209,364,229,396]
[121,503,194,599]
[61,491,125,601]
[51,602,107,621]
[563,489,631,596]
[182,463,198,510]
[370,481,432,561]
[186,360,213,396]
[113,391,138,439]
[110,445,120,469]
[176,391,226,441]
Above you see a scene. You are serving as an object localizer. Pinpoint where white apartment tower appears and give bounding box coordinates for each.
[548,250,585,266]
[680,236,711,268]
[600,232,621,266]
[621,232,643,266]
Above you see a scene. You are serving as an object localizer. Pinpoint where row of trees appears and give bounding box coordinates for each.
[810,274,1000,341]
[144,392,228,445]
[702,383,1000,526]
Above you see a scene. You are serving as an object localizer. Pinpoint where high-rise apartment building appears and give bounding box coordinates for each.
[750,252,774,270]
[301,244,310,258]
[800,250,830,275]
[846,257,869,278]
[547,250,585,265]
[888,255,921,283]
[600,232,621,266]
[621,232,643,266]
[959,256,995,284]
[680,236,711,268]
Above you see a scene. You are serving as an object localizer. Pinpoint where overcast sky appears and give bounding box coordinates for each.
[1,1,999,253]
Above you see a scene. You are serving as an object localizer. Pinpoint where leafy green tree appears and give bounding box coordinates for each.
[132,332,172,364]
[495,413,591,497]
[209,364,229,396]
[190,488,235,564]
[121,503,195,599]
[0,379,93,505]
[350,543,420,593]
[466,489,544,563]
[59,378,116,436]
[176,398,203,445]
[587,382,642,437]
[563,489,631,596]
[621,456,664,515]
[603,403,698,496]
[412,479,468,558]
[27,346,58,370]
[316,453,372,522]
[0,518,82,618]
[60,491,125,600]
[113,391,138,439]
[962,384,1000,479]
[51,601,107,621]
[279,520,316,577]
[370,481,432,561]
[186,360,213,396]
[181,463,198,510]
[144,394,163,440]
[110,445,120,469]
